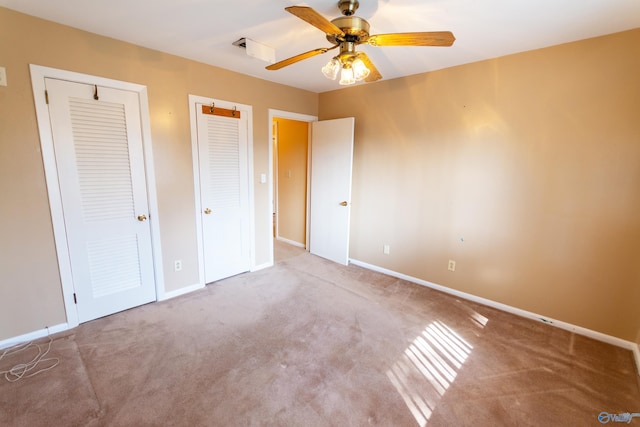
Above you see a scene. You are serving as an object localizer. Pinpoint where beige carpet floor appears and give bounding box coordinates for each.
[1,241,639,426]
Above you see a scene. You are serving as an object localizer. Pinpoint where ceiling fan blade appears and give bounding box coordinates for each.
[356,52,382,82]
[285,6,345,37]
[266,46,337,70]
[368,31,455,47]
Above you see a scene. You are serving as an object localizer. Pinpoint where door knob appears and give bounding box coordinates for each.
[204,208,212,214]
[339,201,348,206]
[137,214,147,221]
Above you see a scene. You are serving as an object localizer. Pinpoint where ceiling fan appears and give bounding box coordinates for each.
[266,0,455,85]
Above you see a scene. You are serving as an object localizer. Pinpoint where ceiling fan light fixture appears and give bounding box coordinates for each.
[321,57,340,80]
[268,4,456,86]
[339,65,356,85]
[352,57,370,81]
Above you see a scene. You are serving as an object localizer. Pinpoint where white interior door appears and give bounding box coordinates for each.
[309,117,355,265]
[196,104,250,283]
[45,78,156,323]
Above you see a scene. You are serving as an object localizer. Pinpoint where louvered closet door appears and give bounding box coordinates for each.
[197,108,250,283]
[45,78,156,323]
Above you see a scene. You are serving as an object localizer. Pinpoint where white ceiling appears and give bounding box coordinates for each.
[2,0,639,93]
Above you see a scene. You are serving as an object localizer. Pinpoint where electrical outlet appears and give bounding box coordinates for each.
[383,244,390,255]
[0,67,7,87]
[448,260,456,272]
[174,260,182,272]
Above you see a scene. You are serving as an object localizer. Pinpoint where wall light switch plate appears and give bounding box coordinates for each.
[0,67,7,87]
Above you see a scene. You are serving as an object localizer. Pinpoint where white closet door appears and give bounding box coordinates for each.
[197,108,250,283]
[46,78,156,322]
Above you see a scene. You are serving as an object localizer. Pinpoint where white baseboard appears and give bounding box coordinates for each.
[159,282,205,301]
[276,236,306,248]
[349,258,640,376]
[0,323,69,350]
[252,261,273,272]
[0,281,207,349]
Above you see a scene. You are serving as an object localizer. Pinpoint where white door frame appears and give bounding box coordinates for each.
[267,109,317,266]
[30,64,165,329]
[189,94,256,286]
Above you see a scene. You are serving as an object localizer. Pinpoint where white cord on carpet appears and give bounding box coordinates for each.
[0,330,60,382]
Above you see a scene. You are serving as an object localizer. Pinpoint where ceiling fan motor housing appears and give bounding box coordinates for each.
[327,15,370,45]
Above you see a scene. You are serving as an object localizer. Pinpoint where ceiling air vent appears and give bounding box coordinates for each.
[232,38,275,64]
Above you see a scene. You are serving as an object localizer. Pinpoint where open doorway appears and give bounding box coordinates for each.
[273,117,309,247]
[268,110,317,263]
[268,110,355,267]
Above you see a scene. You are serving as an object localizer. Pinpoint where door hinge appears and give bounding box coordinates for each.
[45,89,49,104]
[73,293,77,304]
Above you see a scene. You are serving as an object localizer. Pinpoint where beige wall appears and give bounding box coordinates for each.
[319,29,640,341]
[0,7,318,340]
[1,5,638,345]
[274,118,309,245]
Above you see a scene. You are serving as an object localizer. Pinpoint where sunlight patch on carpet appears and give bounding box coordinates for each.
[386,321,474,426]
